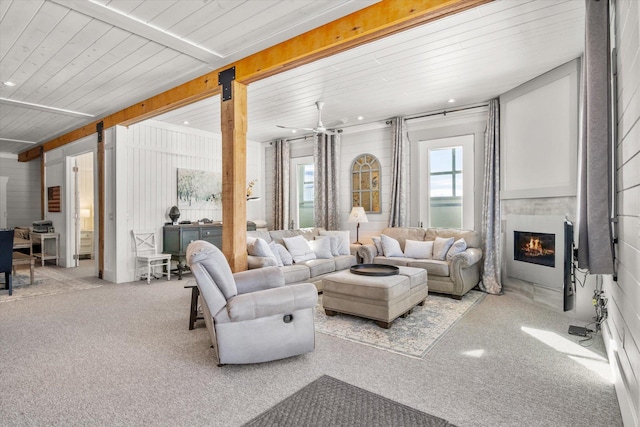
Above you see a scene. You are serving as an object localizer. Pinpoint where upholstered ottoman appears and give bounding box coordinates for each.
[321,266,428,328]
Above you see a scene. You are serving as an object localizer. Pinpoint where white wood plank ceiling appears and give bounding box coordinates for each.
[0,0,585,155]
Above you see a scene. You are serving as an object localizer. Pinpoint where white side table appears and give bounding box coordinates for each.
[31,232,59,267]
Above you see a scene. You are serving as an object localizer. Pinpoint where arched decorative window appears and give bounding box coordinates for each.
[351,154,380,213]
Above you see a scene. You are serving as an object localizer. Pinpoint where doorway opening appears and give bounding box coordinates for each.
[70,152,96,274]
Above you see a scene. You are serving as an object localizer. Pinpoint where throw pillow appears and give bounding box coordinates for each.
[446,238,467,260]
[403,239,433,259]
[371,236,383,256]
[268,241,284,267]
[283,235,317,263]
[309,237,333,259]
[381,234,404,257]
[318,230,350,255]
[315,235,337,256]
[432,237,455,260]
[247,238,275,258]
[274,243,293,266]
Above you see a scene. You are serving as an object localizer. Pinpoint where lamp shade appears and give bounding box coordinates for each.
[348,206,368,223]
[80,208,91,218]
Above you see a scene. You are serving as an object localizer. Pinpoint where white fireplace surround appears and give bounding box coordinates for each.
[506,215,569,290]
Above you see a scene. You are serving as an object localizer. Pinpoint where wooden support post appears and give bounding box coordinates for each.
[220,80,248,272]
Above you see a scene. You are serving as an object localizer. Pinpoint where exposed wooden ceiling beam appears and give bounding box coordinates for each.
[19,0,492,162]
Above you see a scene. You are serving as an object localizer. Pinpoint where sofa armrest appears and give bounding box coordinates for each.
[450,248,483,269]
[358,244,378,264]
[449,248,483,294]
[247,254,278,270]
[227,283,318,322]
[234,266,285,294]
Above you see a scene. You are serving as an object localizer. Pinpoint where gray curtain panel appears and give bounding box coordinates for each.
[314,132,341,230]
[389,117,407,227]
[478,99,502,295]
[577,0,614,274]
[272,139,290,230]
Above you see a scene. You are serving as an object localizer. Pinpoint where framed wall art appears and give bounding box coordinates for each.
[177,168,222,209]
[351,154,380,213]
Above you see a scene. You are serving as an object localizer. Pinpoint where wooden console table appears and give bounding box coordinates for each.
[163,222,256,279]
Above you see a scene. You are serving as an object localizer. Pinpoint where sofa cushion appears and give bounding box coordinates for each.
[407,259,449,277]
[433,237,455,260]
[333,254,357,271]
[446,238,467,260]
[374,256,409,267]
[283,235,316,263]
[273,243,293,266]
[381,227,426,251]
[248,238,274,258]
[318,230,350,255]
[302,258,335,277]
[280,264,311,284]
[309,237,333,259]
[268,241,284,267]
[269,229,304,246]
[246,230,273,243]
[371,236,383,255]
[403,239,433,259]
[425,228,480,249]
[381,234,404,257]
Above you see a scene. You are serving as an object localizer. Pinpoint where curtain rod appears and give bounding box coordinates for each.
[274,102,489,143]
[398,103,489,123]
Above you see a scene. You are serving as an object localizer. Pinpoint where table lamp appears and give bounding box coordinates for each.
[348,206,368,244]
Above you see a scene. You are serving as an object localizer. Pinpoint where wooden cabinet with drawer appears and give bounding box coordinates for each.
[162,222,256,279]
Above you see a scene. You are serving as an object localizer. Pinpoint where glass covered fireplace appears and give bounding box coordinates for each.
[513,231,556,268]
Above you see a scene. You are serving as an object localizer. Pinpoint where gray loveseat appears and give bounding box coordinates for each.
[359,227,483,299]
[246,227,358,291]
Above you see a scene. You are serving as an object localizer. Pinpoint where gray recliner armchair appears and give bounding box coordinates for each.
[186,240,318,366]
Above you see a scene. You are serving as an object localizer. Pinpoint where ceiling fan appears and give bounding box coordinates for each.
[277,101,345,135]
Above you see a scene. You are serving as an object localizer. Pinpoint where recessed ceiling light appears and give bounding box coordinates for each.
[357,116,364,121]
[448,98,456,103]
[183,121,189,125]
[292,129,297,133]
[2,81,16,87]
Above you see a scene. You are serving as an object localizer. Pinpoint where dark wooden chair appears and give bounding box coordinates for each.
[0,230,14,296]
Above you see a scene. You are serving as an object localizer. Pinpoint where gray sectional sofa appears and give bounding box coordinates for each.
[246,227,358,291]
[358,227,483,299]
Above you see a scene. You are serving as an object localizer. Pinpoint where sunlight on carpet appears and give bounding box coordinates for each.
[0,267,102,303]
[315,290,485,359]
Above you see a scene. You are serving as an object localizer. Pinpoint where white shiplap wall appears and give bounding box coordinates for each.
[608,0,640,425]
[112,120,264,283]
[0,153,41,228]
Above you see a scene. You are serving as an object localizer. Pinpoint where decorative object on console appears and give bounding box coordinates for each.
[168,206,181,225]
[246,179,259,201]
[348,206,368,244]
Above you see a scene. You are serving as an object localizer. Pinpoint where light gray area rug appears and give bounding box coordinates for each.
[243,374,456,427]
[315,290,485,358]
[0,266,102,303]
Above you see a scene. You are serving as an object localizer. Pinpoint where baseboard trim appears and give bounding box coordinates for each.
[602,321,638,427]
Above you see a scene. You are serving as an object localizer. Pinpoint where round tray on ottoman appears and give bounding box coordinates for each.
[350,264,399,276]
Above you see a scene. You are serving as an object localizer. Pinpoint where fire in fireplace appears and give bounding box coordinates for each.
[514,231,555,268]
